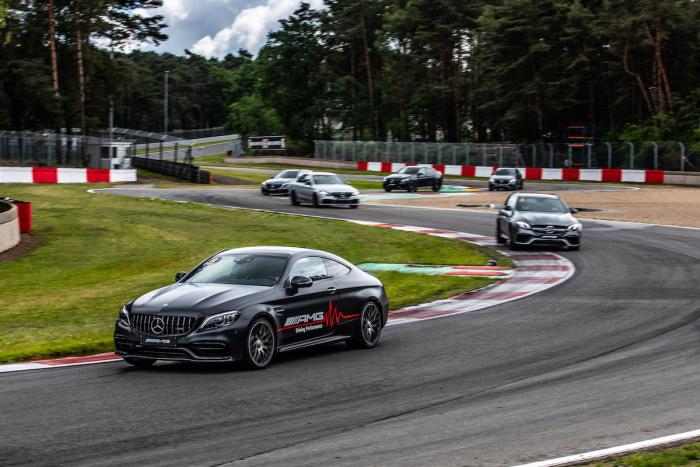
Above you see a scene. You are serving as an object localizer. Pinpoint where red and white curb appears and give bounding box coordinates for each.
[0,353,120,373]
[0,167,136,184]
[0,221,573,373]
[349,221,574,327]
[512,428,700,467]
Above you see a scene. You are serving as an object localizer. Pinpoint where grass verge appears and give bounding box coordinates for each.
[588,442,700,466]
[0,184,510,363]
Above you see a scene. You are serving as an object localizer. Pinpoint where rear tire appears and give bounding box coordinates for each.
[408,182,418,192]
[123,357,156,367]
[244,318,276,370]
[290,192,300,206]
[431,181,442,192]
[348,301,383,349]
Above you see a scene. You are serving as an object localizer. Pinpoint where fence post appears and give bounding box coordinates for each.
[174,142,179,164]
[586,144,592,168]
[452,145,457,165]
[628,142,634,169]
[352,141,357,162]
[605,142,612,168]
[465,144,470,166]
[566,144,573,167]
[498,145,503,166]
[341,141,346,161]
[651,141,658,170]
[679,142,686,171]
[547,143,554,167]
[423,143,428,164]
[159,141,164,161]
[531,144,537,167]
[437,144,442,164]
[411,143,416,163]
[482,144,487,166]
[397,142,402,163]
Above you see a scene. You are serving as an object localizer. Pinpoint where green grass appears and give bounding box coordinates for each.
[590,442,700,466]
[205,166,384,190]
[0,184,510,363]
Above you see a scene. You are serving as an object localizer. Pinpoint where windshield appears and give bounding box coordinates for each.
[313,174,344,185]
[398,167,421,174]
[516,197,568,213]
[186,254,288,287]
[275,170,299,179]
[495,168,516,176]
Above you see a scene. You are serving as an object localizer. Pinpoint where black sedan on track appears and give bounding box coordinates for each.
[496,193,582,250]
[114,247,389,369]
[382,165,443,192]
[261,170,311,195]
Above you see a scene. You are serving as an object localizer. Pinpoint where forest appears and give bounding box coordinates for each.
[1,0,699,153]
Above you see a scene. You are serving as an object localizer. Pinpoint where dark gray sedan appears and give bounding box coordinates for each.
[496,193,582,250]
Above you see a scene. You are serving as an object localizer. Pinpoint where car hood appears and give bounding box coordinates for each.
[385,173,414,180]
[315,183,355,192]
[264,177,289,184]
[132,283,274,315]
[516,212,577,226]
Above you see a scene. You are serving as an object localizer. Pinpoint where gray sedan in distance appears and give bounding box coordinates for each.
[289,172,360,208]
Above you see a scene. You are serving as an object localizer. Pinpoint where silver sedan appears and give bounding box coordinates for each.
[289,172,360,208]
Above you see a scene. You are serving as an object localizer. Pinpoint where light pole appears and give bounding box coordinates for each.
[164,70,169,135]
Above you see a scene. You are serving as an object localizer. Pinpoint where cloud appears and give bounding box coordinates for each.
[191,0,324,58]
[160,0,189,25]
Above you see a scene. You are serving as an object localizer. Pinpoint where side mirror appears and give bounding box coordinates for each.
[175,272,187,282]
[304,180,312,185]
[289,276,313,289]
[570,208,579,214]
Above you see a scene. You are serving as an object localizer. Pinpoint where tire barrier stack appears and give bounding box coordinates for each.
[132,157,211,184]
[0,200,20,253]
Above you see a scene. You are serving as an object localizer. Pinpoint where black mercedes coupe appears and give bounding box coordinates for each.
[114,247,389,369]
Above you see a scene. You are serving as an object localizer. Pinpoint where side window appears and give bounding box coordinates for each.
[289,257,328,281]
[323,258,351,278]
[297,174,309,183]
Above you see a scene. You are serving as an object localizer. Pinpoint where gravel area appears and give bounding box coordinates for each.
[368,186,700,228]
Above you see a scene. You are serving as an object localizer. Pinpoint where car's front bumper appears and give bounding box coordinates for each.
[383,178,412,189]
[262,185,290,195]
[489,180,517,190]
[513,229,582,247]
[114,321,246,363]
[319,194,360,205]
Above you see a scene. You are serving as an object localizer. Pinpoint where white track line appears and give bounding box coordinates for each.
[512,428,700,467]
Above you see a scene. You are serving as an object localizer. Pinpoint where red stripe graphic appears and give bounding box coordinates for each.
[87,168,110,183]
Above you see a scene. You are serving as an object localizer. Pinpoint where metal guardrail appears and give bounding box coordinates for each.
[131,157,210,184]
[313,140,699,171]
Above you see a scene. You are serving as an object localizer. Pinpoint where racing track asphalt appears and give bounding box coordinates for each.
[1,188,699,466]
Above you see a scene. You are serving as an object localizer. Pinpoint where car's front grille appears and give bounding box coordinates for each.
[331,192,353,198]
[131,314,196,336]
[532,225,568,234]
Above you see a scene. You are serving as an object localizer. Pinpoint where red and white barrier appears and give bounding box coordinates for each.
[356,161,665,184]
[0,167,137,184]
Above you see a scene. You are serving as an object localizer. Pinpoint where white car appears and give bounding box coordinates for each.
[289,172,360,208]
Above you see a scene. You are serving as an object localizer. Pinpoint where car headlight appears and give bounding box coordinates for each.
[515,221,531,229]
[198,310,240,331]
[119,306,130,327]
[508,178,516,184]
[351,189,359,196]
[319,191,328,196]
[282,183,289,188]
[261,182,267,186]
[567,223,582,231]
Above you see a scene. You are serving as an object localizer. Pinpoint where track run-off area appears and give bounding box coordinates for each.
[1,185,699,466]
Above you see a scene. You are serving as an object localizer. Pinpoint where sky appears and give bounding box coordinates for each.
[136,0,324,58]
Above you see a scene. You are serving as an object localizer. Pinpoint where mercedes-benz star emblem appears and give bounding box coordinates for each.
[151,317,165,335]
[545,225,555,234]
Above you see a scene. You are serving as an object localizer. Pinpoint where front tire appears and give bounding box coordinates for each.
[508,226,520,250]
[123,357,156,367]
[408,182,418,192]
[261,188,269,196]
[496,223,506,244]
[349,301,383,349]
[431,180,442,192]
[384,186,392,192]
[312,194,320,207]
[244,318,276,370]
[350,204,358,209]
[290,192,300,205]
